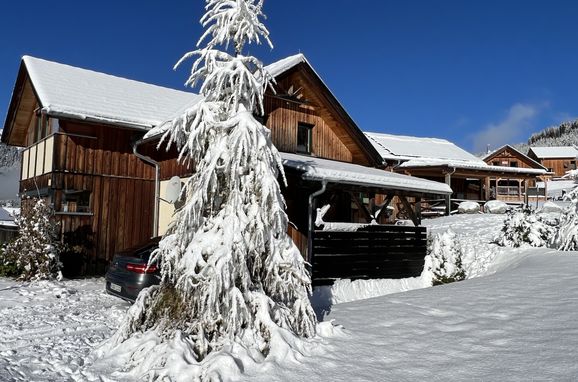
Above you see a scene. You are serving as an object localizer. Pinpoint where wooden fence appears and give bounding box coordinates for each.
[312,224,428,284]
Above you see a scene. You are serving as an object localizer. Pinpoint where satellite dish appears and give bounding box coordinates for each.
[165,176,182,204]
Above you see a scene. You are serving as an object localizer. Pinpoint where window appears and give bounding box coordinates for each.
[296,122,313,154]
[510,161,518,167]
[61,190,91,213]
[571,161,577,170]
[492,161,499,166]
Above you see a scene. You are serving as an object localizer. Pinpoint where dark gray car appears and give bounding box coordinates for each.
[105,237,161,302]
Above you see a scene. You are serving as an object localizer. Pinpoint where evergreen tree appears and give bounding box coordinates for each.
[103,0,316,374]
[496,207,556,248]
[553,188,578,250]
[426,230,466,285]
[2,197,62,281]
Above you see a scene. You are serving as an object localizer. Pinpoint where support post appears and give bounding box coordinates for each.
[445,171,452,216]
[400,195,420,227]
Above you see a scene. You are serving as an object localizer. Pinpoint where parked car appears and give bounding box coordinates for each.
[105,237,161,302]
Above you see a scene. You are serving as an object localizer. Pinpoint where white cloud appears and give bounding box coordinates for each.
[472,103,541,153]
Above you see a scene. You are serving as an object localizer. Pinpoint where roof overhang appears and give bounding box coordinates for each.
[397,161,548,178]
[281,152,452,196]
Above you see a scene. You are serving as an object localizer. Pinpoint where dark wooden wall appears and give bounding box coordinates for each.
[312,225,427,284]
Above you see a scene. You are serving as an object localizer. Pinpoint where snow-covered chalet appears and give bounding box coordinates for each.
[1,54,451,280]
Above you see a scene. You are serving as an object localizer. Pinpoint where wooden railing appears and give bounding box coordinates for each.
[312,224,427,284]
[21,135,55,179]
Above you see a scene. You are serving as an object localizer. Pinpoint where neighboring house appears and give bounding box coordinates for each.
[1,54,451,281]
[0,206,18,244]
[483,144,550,200]
[365,132,548,211]
[527,146,578,177]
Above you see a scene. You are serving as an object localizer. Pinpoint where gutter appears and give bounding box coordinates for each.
[307,180,327,264]
[133,139,160,237]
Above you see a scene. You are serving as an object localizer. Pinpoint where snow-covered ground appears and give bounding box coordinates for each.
[1,212,578,381]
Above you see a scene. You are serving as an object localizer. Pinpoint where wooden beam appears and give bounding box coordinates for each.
[349,191,373,223]
[399,195,420,226]
[374,194,394,220]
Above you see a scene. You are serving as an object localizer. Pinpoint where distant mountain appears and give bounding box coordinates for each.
[513,119,578,154]
[0,140,20,204]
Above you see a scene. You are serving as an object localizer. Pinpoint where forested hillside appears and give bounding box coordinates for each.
[514,119,578,153]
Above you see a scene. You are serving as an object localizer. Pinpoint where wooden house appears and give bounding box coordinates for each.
[1,56,200,275]
[483,144,550,201]
[2,54,452,282]
[365,133,548,212]
[134,54,453,283]
[527,146,578,178]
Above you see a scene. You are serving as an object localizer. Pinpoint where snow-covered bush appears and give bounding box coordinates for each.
[458,201,480,214]
[495,206,556,248]
[100,1,316,378]
[553,187,578,250]
[426,229,466,286]
[483,200,509,214]
[1,197,62,281]
[539,201,563,214]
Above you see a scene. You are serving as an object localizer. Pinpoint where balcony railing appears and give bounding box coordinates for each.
[21,135,55,180]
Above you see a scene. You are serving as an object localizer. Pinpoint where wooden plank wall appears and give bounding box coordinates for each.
[265,95,352,162]
[312,225,427,284]
[46,121,156,275]
[540,158,576,177]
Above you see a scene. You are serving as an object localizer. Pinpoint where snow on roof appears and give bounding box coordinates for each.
[483,144,547,170]
[365,132,485,164]
[280,152,452,195]
[529,146,578,159]
[23,56,202,130]
[398,158,548,175]
[0,207,17,227]
[265,53,307,78]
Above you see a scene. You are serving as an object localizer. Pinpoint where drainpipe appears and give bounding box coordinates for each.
[133,139,160,238]
[445,167,456,216]
[307,180,327,265]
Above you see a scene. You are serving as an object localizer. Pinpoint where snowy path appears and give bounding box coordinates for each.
[251,249,578,381]
[0,279,129,381]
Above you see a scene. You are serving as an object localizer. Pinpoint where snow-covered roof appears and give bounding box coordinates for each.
[483,144,547,170]
[0,207,17,227]
[23,56,202,130]
[280,153,452,195]
[398,158,548,175]
[365,132,485,164]
[528,146,578,159]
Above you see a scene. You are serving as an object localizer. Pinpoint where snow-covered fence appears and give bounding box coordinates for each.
[312,225,427,284]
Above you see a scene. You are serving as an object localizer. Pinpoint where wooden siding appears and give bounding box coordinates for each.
[539,158,576,177]
[265,95,353,162]
[312,225,427,285]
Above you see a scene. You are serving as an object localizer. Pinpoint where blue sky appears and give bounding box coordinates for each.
[1,0,578,153]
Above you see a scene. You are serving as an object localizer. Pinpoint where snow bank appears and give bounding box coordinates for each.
[540,201,563,213]
[458,201,480,214]
[483,200,509,214]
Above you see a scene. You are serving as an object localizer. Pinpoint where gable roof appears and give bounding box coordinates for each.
[483,144,547,170]
[528,146,578,159]
[365,132,485,164]
[26,56,201,129]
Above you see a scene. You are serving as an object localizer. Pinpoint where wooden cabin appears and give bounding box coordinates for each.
[139,54,452,283]
[365,133,548,213]
[1,56,199,275]
[483,145,550,201]
[2,54,452,282]
[527,146,578,178]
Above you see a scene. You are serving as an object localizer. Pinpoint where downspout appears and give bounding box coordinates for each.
[133,139,160,238]
[307,180,327,265]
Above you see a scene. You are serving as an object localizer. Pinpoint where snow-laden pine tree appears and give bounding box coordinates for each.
[2,197,62,281]
[496,206,556,248]
[553,187,578,250]
[103,0,316,372]
[426,229,466,285]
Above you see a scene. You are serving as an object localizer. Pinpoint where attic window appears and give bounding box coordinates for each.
[297,122,313,154]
